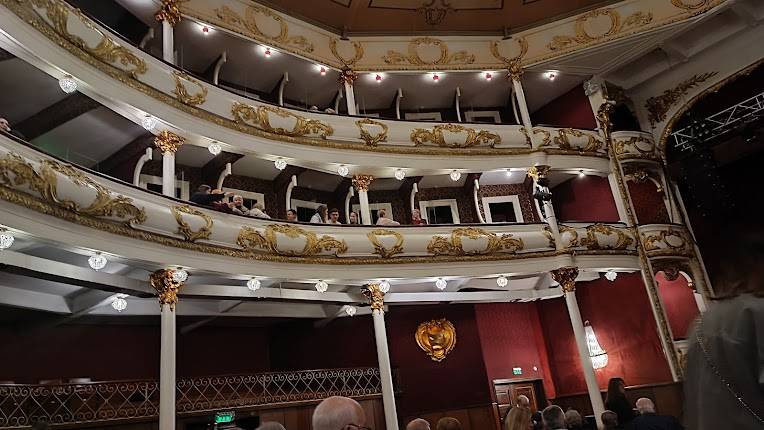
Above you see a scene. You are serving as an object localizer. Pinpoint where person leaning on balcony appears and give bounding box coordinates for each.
[310,205,328,224]
[328,208,342,224]
[249,202,271,219]
[312,396,368,430]
[376,208,399,226]
[190,184,229,207]
[231,195,250,216]
[286,209,298,222]
[411,208,427,225]
[407,418,431,430]
[0,117,26,140]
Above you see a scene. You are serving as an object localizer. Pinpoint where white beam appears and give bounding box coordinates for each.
[0,284,70,313]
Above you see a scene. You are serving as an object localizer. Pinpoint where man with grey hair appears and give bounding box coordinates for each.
[255,422,286,430]
[630,398,682,430]
[312,396,368,430]
[406,418,430,430]
[541,405,566,430]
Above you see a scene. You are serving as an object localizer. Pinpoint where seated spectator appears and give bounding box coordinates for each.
[601,410,620,430]
[231,195,250,216]
[189,185,227,207]
[310,205,327,224]
[256,422,286,430]
[504,397,531,430]
[436,417,462,430]
[411,208,427,225]
[328,208,342,224]
[311,396,366,430]
[564,409,583,430]
[542,405,566,430]
[210,190,234,213]
[630,398,682,430]
[376,208,400,226]
[348,211,360,225]
[531,411,543,430]
[286,209,298,222]
[407,418,430,430]
[250,202,271,219]
[0,117,26,140]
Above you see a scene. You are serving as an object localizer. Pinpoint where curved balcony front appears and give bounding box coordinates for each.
[638,223,695,258]
[0,0,612,172]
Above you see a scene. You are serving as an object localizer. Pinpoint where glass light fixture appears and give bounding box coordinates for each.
[141,115,157,131]
[394,168,406,180]
[378,280,391,293]
[604,270,618,282]
[319,66,327,76]
[505,169,513,177]
[545,71,558,81]
[247,278,261,291]
[485,72,492,81]
[585,321,609,369]
[449,170,461,182]
[111,296,127,312]
[338,165,349,177]
[0,230,14,250]
[432,73,440,82]
[208,142,222,155]
[202,25,210,35]
[578,169,585,177]
[274,158,287,170]
[315,280,328,293]
[172,268,188,283]
[496,275,508,288]
[59,74,77,93]
[375,74,383,83]
[344,305,357,317]
[264,47,272,58]
[88,252,107,271]
[435,278,447,290]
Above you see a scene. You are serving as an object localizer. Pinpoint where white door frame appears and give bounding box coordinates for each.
[419,199,460,224]
[481,195,524,223]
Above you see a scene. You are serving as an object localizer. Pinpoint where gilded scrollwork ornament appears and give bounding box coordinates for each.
[426,227,524,256]
[415,318,456,362]
[547,8,653,51]
[154,130,185,154]
[337,67,358,85]
[645,72,718,127]
[329,38,364,67]
[382,37,475,66]
[231,103,334,139]
[356,118,389,146]
[236,224,348,257]
[553,128,603,153]
[171,70,207,106]
[149,269,184,310]
[410,124,501,148]
[214,4,313,52]
[490,37,528,81]
[171,204,213,242]
[367,229,404,258]
[580,223,634,250]
[526,165,551,181]
[551,266,579,294]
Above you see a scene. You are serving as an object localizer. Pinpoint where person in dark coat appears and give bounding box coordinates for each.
[630,398,683,430]
[605,378,635,426]
[189,185,227,206]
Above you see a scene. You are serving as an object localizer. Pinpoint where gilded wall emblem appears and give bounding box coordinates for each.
[416,318,456,362]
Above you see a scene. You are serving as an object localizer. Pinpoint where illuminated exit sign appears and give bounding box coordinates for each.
[215,411,235,424]
[512,367,523,375]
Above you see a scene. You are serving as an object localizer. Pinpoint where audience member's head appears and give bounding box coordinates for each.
[606,377,626,403]
[349,211,358,224]
[211,188,225,195]
[311,396,366,430]
[197,184,211,194]
[564,409,583,429]
[436,417,462,430]
[256,422,286,430]
[317,205,328,219]
[377,208,387,218]
[504,405,531,430]
[407,418,431,430]
[286,209,298,222]
[517,394,530,408]
[601,410,619,429]
[541,405,566,430]
[329,208,340,222]
[635,397,656,415]
[0,118,9,132]
[412,208,422,220]
[232,195,245,206]
[254,202,265,210]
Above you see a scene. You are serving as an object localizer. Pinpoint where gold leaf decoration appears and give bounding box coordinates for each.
[671,0,711,11]
[231,103,333,139]
[645,72,718,127]
[171,204,213,242]
[383,37,475,66]
[410,124,501,148]
[579,223,634,250]
[367,229,404,258]
[547,8,653,51]
[329,37,364,67]
[356,118,389,146]
[214,4,313,52]
[642,228,692,255]
[416,318,456,362]
[427,227,524,256]
[237,224,347,256]
[613,136,657,159]
[553,128,603,153]
[490,37,529,80]
[171,71,207,106]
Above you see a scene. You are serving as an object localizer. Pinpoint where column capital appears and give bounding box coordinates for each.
[551,266,579,293]
[506,60,524,81]
[154,130,185,154]
[352,174,374,192]
[362,283,385,311]
[527,165,551,181]
[154,0,185,26]
[338,68,358,85]
[150,269,185,310]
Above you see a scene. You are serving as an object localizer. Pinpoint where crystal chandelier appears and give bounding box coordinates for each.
[315,280,328,292]
[378,280,391,293]
[0,230,14,250]
[496,275,508,287]
[247,278,261,291]
[111,296,127,312]
[584,321,608,369]
[172,268,188,283]
[88,252,107,271]
[59,74,77,93]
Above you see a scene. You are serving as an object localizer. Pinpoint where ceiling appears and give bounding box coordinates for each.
[256,0,620,36]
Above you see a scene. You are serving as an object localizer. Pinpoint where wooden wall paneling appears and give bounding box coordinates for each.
[258,409,286,426]
[467,404,497,430]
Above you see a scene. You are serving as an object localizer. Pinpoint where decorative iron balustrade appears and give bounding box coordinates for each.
[0,368,382,428]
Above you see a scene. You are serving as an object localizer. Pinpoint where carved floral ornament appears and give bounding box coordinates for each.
[415,318,456,362]
[237,224,348,257]
[613,135,658,160]
[382,37,475,66]
[149,269,184,310]
[551,266,579,294]
[213,3,313,52]
[547,8,653,51]
[645,72,718,127]
[155,0,187,27]
[427,227,524,256]
[362,283,385,311]
[171,70,207,106]
[642,227,692,256]
[231,103,333,139]
[154,130,185,154]
[351,175,374,193]
[411,124,501,148]
[559,223,635,251]
[355,118,389,147]
[367,229,404,258]
[171,204,213,242]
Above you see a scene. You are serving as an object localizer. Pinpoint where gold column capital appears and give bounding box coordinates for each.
[154,130,185,154]
[551,266,579,294]
[338,68,358,85]
[527,165,551,181]
[352,174,374,192]
[150,269,185,310]
[506,60,524,81]
[362,283,385,311]
[154,0,186,26]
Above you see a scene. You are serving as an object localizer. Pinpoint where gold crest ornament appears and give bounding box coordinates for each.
[415,318,456,362]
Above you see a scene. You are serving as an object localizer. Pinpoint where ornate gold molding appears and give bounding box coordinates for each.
[491,37,528,81]
[427,227,524,256]
[356,118,389,146]
[329,38,364,67]
[362,283,385,311]
[596,101,615,141]
[553,128,603,153]
[519,127,551,148]
[547,8,653,51]
[154,130,185,154]
[214,4,313,52]
[579,223,634,250]
[337,67,358,85]
[367,229,404,258]
[171,70,207,106]
[171,204,213,242]
[231,103,334,139]
[642,228,692,256]
[352,175,374,193]
[526,165,551,181]
[237,224,348,256]
[645,72,718,127]
[671,0,711,11]
[551,266,579,293]
[410,124,501,148]
[149,269,184,310]
[155,0,186,26]
[382,37,475,66]
[614,135,658,160]
[415,318,456,362]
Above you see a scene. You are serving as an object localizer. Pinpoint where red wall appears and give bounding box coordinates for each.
[628,181,670,224]
[537,273,673,396]
[551,176,620,222]
[655,272,699,340]
[474,302,556,398]
[531,86,597,130]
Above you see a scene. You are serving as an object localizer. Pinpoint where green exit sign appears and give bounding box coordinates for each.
[214,411,235,424]
[512,367,523,375]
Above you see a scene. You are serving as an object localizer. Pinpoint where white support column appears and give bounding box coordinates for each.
[409,182,418,214]
[511,77,538,146]
[607,173,629,223]
[395,88,403,120]
[216,162,232,190]
[344,186,355,223]
[553,268,605,430]
[162,20,174,64]
[212,51,227,85]
[133,147,153,186]
[278,72,289,107]
[154,131,184,198]
[285,175,297,211]
[353,175,373,225]
[364,285,399,430]
[455,87,462,122]
[473,178,485,223]
[344,82,357,116]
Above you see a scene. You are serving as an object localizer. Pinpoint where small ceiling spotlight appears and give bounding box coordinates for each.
[432,73,440,82]
[88,252,108,271]
[449,170,462,182]
[141,115,157,131]
[378,280,391,293]
[544,71,558,81]
[274,158,287,170]
[172,267,189,283]
[201,25,210,35]
[485,72,493,81]
[263,46,273,58]
[435,278,447,290]
[0,229,14,250]
[111,296,127,312]
[319,66,327,76]
[578,169,585,178]
[496,275,508,287]
[505,168,513,177]
[59,74,77,93]
[375,74,383,83]
[208,142,222,155]
[344,305,357,317]
[337,165,349,177]
[604,270,618,282]
[394,168,406,181]
[315,280,329,293]
[247,277,262,291]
